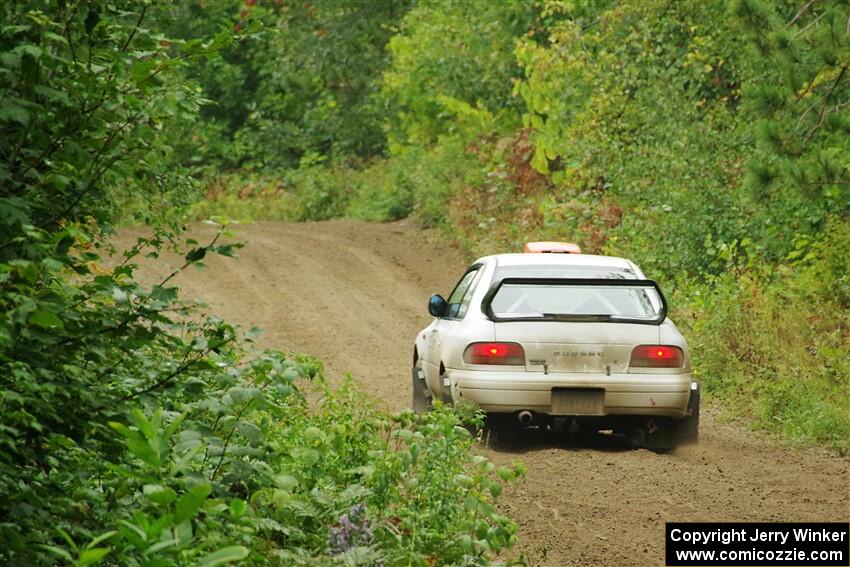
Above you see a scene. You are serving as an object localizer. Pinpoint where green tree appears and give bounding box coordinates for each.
[163,0,411,170]
[383,0,533,147]
[735,0,850,256]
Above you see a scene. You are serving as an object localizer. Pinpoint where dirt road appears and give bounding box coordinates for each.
[122,219,849,566]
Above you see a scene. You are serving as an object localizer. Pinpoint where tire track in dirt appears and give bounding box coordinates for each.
[118,219,849,567]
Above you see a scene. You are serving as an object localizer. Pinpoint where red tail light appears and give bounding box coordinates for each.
[463,342,525,365]
[629,345,684,368]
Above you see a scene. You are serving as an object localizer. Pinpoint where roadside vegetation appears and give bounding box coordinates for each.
[0,2,521,565]
[181,0,849,454]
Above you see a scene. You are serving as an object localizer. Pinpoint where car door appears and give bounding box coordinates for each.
[423,265,484,396]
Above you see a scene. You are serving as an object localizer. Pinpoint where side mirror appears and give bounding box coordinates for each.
[428,294,448,318]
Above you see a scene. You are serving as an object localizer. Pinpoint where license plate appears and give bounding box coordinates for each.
[551,389,605,416]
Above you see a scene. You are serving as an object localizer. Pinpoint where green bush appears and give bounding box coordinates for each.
[683,264,850,454]
[347,139,480,227]
[92,369,521,566]
[286,163,352,222]
[186,172,300,223]
[0,219,522,565]
[186,168,348,224]
[345,161,415,222]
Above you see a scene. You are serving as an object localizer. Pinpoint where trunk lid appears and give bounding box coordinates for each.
[494,321,660,373]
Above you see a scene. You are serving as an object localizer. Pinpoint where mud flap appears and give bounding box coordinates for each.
[633,382,700,451]
[411,365,431,414]
[635,418,676,452]
[673,381,700,445]
[482,413,520,449]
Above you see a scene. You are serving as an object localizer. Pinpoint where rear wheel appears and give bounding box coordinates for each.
[411,361,431,414]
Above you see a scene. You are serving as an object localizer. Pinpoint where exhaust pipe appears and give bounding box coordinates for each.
[517,410,534,426]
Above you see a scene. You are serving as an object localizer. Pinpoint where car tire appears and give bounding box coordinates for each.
[412,361,431,414]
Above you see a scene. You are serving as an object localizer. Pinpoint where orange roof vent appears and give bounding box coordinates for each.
[523,241,582,254]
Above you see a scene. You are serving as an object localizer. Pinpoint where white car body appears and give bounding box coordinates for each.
[412,252,698,447]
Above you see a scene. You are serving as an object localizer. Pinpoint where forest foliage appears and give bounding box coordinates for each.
[0,1,521,565]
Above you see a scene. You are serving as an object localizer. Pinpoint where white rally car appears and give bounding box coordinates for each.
[411,243,699,450]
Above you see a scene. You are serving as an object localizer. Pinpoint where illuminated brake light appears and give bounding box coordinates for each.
[629,345,684,368]
[464,342,525,365]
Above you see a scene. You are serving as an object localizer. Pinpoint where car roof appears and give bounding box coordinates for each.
[476,253,636,270]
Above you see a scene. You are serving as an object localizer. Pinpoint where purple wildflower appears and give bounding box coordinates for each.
[329,503,375,556]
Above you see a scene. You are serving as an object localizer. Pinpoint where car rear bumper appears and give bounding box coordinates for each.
[449,369,693,419]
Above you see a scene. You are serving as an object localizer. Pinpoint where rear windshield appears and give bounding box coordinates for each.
[488,280,664,323]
